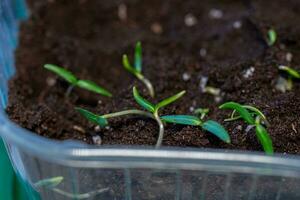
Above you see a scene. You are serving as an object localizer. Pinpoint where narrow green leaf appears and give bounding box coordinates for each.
[219,102,255,124]
[123,54,138,76]
[243,105,267,121]
[279,65,300,79]
[267,29,277,46]
[76,108,108,127]
[155,91,186,111]
[44,64,78,84]
[202,120,231,143]
[34,176,64,189]
[161,115,202,126]
[133,87,155,112]
[255,124,274,155]
[76,80,112,97]
[134,41,142,73]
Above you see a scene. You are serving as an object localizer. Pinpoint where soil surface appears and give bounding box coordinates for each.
[7,0,300,154]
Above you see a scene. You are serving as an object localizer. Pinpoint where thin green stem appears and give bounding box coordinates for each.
[224,115,242,122]
[154,112,164,148]
[136,74,155,98]
[287,77,293,91]
[102,109,153,119]
[102,109,164,148]
[51,187,109,199]
[65,85,75,97]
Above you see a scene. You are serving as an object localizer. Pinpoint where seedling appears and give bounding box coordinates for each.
[77,86,185,148]
[267,28,277,46]
[44,64,112,97]
[194,108,210,120]
[278,65,300,91]
[219,102,273,155]
[34,176,109,199]
[123,42,155,97]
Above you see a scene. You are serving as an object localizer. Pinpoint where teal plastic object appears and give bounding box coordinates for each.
[0,0,32,199]
[0,140,27,200]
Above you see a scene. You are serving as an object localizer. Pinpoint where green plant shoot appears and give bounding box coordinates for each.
[44,64,112,97]
[278,65,300,91]
[267,28,277,46]
[123,42,155,97]
[219,102,273,155]
[77,86,186,148]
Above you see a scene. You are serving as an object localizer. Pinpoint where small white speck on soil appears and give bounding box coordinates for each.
[92,135,102,145]
[199,48,207,57]
[151,22,163,34]
[286,52,293,62]
[46,77,56,86]
[182,72,191,81]
[73,125,86,134]
[242,67,255,79]
[184,13,198,27]
[209,9,223,19]
[233,20,242,29]
[199,76,209,92]
[94,125,101,132]
[189,106,195,112]
[118,3,127,21]
[245,125,255,133]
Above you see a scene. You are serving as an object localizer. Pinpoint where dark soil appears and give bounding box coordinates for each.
[7,0,300,154]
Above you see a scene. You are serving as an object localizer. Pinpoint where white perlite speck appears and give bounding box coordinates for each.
[92,135,102,145]
[182,72,191,81]
[209,9,223,19]
[118,3,127,21]
[94,125,101,132]
[243,67,255,79]
[245,125,255,133]
[286,52,293,62]
[199,76,209,92]
[233,20,242,29]
[189,106,195,112]
[184,13,198,27]
[151,22,163,34]
[199,48,207,57]
[46,77,56,86]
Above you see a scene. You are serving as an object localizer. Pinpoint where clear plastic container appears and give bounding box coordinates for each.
[1,1,300,199]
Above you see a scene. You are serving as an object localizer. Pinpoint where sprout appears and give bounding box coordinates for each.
[44,64,112,97]
[123,42,155,97]
[34,176,109,199]
[34,176,64,189]
[161,115,230,143]
[77,86,185,148]
[194,108,210,120]
[219,102,273,155]
[267,28,277,46]
[278,65,300,91]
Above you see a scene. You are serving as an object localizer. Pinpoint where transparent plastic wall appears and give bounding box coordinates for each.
[2,1,300,200]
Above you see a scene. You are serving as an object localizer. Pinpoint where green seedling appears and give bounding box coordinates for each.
[267,28,277,46]
[161,115,230,143]
[194,108,210,120]
[77,86,185,148]
[219,102,273,155]
[278,65,300,91]
[34,176,109,199]
[44,64,112,97]
[123,42,155,97]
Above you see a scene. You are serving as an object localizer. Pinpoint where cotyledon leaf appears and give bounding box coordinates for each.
[76,108,108,127]
[133,87,155,112]
[161,115,202,126]
[76,80,112,97]
[44,64,78,84]
[219,102,255,124]
[202,120,231,143]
